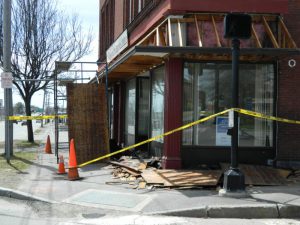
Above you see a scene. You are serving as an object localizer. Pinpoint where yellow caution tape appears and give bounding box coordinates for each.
[78,109,231,167]
[8,114,67,120]
[234,108,300,124]
[79,108,300,168]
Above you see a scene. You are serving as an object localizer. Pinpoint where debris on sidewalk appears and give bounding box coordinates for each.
[108,156,297,190]
[109,156,222,189]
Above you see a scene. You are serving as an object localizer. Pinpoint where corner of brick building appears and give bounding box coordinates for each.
[276,0,300,164]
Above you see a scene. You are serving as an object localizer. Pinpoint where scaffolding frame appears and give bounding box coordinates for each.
[53,61,108,163]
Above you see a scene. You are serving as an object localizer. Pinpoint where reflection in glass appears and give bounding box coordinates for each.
[151,67,165,156]
[125,79,136,146]
[183,62,274,147]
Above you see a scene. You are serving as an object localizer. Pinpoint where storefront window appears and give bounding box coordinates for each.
[183,62,274,147]
[125,79,136,146]
[151,66,165,156]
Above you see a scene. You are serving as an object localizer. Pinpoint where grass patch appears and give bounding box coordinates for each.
[0,152,36,172]
[15,140,41,148]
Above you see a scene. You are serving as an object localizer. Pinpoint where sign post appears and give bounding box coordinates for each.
[3,0,13,163]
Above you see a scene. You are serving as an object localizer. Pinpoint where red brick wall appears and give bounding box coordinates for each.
[277,0,300,161]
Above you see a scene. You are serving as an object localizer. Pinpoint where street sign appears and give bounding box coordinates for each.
[1,72,13,88]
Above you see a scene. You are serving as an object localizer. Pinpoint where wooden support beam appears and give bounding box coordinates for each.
[262,16,279,48]
[212,16,221,47]
[156,28,160,46]
[177,19,183,47]
[279,17,297,48]
[168,18,173,47]
[194,15,203,47]
[251,24,262,48]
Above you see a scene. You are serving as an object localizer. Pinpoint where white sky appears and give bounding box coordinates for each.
[0,0,99,108]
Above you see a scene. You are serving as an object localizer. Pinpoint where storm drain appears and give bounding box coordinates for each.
[65,189,151,211]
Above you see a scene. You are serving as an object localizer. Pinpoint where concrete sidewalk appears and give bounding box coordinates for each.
[0,124,300,219]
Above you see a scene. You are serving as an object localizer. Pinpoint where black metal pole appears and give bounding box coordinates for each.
[222,38,245,193]
[231,38,239,169]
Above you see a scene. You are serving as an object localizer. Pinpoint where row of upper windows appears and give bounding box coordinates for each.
[100,0,155,60]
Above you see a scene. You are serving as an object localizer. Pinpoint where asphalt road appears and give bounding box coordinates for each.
[1,197,300,225]
[0,120,42,142]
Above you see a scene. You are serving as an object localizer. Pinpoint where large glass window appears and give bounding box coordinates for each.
[151,66,165,156]
[125,79,136,146]
[183,62,274,147]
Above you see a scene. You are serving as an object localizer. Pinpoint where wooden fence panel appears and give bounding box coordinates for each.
[67,83,109,164]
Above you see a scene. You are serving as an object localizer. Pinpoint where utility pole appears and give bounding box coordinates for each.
[3,0,13,162]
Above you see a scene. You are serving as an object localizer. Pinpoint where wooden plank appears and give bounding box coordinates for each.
[212,15,221,47]
[262,16,279,48]
[141,170,167,185]
[122,168,141,177]
[279,17,297,48]
[251,24,262,48]
[194,15,203,47]
[157,169,222,187]
[177,19,183,47]
[156,28,160,46]
[109,161,141,174]
[168,18,173,46]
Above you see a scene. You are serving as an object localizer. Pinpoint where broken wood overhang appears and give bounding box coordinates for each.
[98,13,300,82]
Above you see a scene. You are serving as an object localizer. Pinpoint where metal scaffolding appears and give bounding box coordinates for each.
[53,61,107,163]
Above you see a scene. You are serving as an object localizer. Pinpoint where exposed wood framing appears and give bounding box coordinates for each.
[262,16,279,48]
[136,14,297,50]
[279,17,297,48]
[177,19,183,47]
[168,18,173,46]
[156,28,160,46]
[159,29,167,46]
[211,15,221,47]
[194,15,203,47]
[251,24,262,48]
[105,13,299,81]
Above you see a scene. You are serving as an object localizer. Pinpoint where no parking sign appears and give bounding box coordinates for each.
[1,72,13,88]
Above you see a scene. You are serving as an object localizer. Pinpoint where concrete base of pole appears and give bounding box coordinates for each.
[222,168,246,194]
[218,188,249,198]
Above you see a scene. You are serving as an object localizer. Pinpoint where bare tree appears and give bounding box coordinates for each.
[1,0,92,142]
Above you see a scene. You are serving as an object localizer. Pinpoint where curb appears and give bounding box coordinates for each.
[150,204,300,219]
[0,187,56,204]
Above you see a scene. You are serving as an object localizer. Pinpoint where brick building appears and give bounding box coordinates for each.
[97,0,300,169]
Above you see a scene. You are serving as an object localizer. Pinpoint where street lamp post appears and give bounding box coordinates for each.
[219,13,251,196]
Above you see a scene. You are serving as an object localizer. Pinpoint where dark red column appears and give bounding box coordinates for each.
[162,58,183,169]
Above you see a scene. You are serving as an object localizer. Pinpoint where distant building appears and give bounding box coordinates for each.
[97,0,300,169]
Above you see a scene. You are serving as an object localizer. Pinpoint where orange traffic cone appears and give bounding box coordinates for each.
[68,139,80,181]
[45,135,52,154]
[57,155,66,174]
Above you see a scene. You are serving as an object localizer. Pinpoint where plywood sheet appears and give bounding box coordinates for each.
[157,169,222,187]
[142,169,222,187]
[221,163,289,186]
[67,83,109,164]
